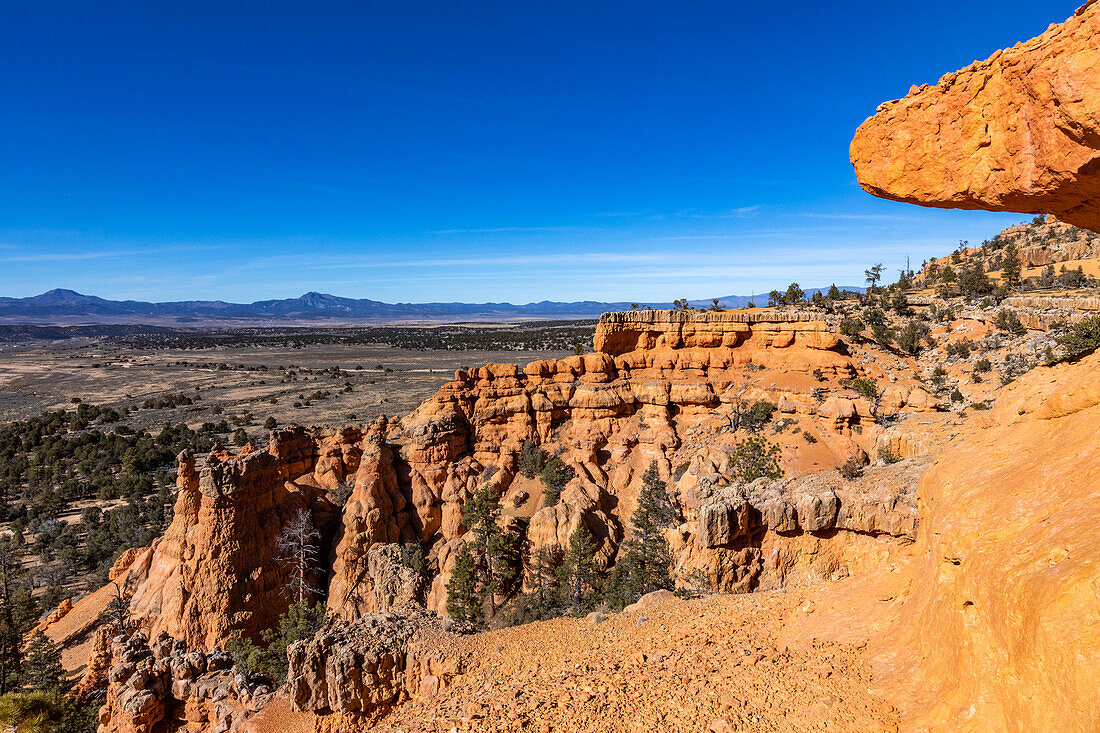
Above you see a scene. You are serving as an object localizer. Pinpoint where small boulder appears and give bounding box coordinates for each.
[623,589,676,613]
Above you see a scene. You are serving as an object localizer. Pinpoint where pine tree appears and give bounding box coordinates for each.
[461,484,522,617]
[539,457,573,507]
[557,524,600,611]
[1001,241,1022,287]
[727,436,784,483]
[0,545,38,694]
[22,632,63,692]
[959,259,993,297]
[521,544,562,620]
[617,462,676,601]
[445,544,481,624]
[865,263,885,294]
[517,441,546,478]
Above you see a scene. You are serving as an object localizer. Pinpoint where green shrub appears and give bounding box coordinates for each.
[227,601,327,683]
[839,318,864,339]
[1057,315,1100,360]
[878,448,901,465]
[727,436,784,483]
[741,400,776,432]
[845,377,879,400]
[895,319,931,355]
[870,321,894,347]
[947,340,972,358]
[518,441,547,479]
[539,457,573,507]
[994,310,1026,335]
[838,456,864,480]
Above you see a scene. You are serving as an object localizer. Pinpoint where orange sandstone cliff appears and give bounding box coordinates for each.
[790,349,1100,731]
[824,3,1100,730]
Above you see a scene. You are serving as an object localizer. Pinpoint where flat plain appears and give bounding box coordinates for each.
[0,325,590,433]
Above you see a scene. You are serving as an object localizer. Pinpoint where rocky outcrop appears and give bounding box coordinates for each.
[122,444,340,650]
[995,215,1100,267]
[285,608,463,717]
[851,2,1100,232]
[677,459,920,592]
[72,626,112,704]
[594,309,847,367]
[327,423,418,620]
[1002,294,1100,312]
[98,630,262,733]
[696,473,917,550]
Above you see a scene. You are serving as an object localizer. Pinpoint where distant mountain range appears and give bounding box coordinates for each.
[0,288,865,327]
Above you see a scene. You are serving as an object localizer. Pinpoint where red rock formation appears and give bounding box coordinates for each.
[71,626,112,704]
[327,423,419,619]
[123,446,338,649]
[322,311,934,615]
[60,310,939,691]
[851,2,1100,232]
[285,608,463,718]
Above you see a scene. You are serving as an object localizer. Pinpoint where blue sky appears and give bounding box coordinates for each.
[0,1,1080,304]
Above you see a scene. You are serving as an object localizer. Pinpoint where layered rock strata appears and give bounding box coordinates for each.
[72,312,941,659]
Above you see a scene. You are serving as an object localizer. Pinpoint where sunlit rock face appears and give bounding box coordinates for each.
[851,1,1100,233]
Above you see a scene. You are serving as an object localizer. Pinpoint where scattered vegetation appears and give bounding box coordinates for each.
[116,322,599,352]
[539,457,574,507]
[1057,315,1100,360]
[227,601,328,683]
[726,437,784,483]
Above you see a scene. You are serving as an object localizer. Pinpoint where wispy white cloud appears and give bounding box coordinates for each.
[238,251,668,272]
[800,212,919,221]
[0,244,226,263]
[426,225,587,235]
